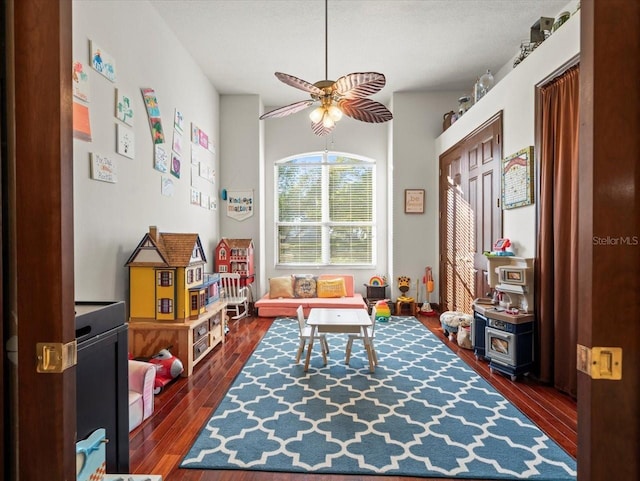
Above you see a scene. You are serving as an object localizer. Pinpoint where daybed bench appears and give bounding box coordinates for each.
[255,274,367,317]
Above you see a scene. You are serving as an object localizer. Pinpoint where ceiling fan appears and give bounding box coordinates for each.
[259,0,393,136]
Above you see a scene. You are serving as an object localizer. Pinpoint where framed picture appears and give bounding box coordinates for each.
[116,123,134,159]
[501,146,534,209]
[404,189,425,214]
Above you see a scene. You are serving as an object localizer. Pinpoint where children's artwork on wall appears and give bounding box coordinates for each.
[502,146,534,209]
[226,189,254,221]
[190,188,201,206]
[174,109,184,133]
[73,101,92,141]
[72,61,90,102]
[161,176,174,197]
[90,153,117,183]
[172,130,182,155]
[208,140,216,155]
[154,144,169,173]
[199,130,209,149]
[89,40,116,82]
[141,88,164,144]
[209,197,217,210]
[191,123,200,144]
[115,90,134,126]
[116,123,135,159]
[191,147,200,165]
[149,117,165,144]
[190,164,199,187]
[200,193,209,208]
[198,162,208,180]
[171,152,181,179]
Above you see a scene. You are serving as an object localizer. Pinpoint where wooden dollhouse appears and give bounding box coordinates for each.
[125,226,226,377]
[126,226,217,322]
[214,238,255,286]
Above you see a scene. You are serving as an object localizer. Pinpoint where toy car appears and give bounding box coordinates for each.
[147,348,184,394]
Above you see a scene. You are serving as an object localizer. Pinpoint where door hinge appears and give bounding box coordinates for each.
[36,340,77,373]
[576,344,622,380]
[497,197,500,208]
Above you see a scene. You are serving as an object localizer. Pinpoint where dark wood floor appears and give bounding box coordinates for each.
[130,313,577,480]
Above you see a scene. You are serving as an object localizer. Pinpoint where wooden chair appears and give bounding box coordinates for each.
[296,305,329,364]
[219,273,250,320]
[345,307,378,366]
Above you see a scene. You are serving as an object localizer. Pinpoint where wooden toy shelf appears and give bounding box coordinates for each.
[128,300,226,377]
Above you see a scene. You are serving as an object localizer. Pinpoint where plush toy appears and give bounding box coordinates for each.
[397,276,414,302]
[374,299,391,322]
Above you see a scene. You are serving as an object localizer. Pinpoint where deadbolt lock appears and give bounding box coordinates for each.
[36,340,77,373]
[577,344,622,380]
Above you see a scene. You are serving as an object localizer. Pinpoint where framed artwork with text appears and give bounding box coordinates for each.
[501,146,534,209]
[404,189,425,214]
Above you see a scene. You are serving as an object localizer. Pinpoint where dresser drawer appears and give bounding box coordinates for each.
[193,336,210,361]
[210,321,223,345]
[209,311,222,331]
[192,320,209,343]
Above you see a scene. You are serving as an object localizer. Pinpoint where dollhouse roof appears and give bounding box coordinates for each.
[126,229,206,268]
[218,238,253,249]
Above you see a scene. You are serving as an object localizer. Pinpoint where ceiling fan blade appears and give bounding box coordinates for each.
[334,72,386,99]
[259,100,315,120]
[338,98,393,123]
[275,72,324,96]
[311,121,335,136]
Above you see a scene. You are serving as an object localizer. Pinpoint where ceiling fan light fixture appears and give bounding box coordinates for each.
[322,111,335,129]
[327,104,343,121]
[259,0,392,136]
[309,106,325,123]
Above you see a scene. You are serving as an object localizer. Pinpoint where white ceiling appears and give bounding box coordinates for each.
[148,0,571,109]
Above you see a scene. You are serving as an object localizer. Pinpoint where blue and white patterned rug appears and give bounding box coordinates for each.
[181,316,576,479]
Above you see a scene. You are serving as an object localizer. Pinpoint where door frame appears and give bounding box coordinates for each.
[576,1,640,479]
[5,0,76,479]
[438,112,502,312]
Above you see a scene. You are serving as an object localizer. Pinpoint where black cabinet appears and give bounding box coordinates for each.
[75,301,129,473]
[472,310,487,360]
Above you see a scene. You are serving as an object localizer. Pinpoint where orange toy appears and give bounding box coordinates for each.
[420,267,438,316]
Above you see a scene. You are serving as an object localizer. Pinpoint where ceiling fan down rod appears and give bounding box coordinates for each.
[324,0,328,81]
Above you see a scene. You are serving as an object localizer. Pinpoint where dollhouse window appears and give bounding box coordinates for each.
[190,294,199,311]
[219,248,227,260]
[196,267,202,281]
[157,271,173,286]
[158,298,173,313]
[187,269,194,283]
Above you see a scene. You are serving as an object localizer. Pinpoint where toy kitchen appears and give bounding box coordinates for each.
[472,250,535,381]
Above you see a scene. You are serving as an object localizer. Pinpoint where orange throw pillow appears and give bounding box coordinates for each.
[317,278,347,298]
[269,276,293,298]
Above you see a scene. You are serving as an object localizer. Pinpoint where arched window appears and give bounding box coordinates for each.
[275,151,375,266]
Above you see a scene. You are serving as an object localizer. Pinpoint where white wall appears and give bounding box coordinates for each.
[73,0,220,302]
[219,95,262,298]
[391,91,464,302]
[261,112,389,297]
[436,11,580,258]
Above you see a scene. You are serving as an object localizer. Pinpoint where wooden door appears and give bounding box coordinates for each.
[465,117,502,300]
[6,0,76,479]
[439,113,502,313]
[577,1,640,479]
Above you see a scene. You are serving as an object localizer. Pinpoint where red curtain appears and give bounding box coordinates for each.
[536,66,580,397]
